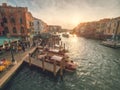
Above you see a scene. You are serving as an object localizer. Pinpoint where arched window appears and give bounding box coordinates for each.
[2,17,7,23]
[37,21,39,25]
[4,26,9,33]
[13,27,17,33]
[20,18,22,24]
[20,27,24,33]
[10,17,16,24]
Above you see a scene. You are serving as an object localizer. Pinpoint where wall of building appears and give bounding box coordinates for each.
[48,25,61,33]
[0,3,33,37]
[33,18,48,35]
[73,17,120,39]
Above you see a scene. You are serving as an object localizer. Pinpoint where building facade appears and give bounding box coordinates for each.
[33,18,48,35]
[48,25,61,33]
[0,3,33,37]
[104,17,120,39]
[73,17,120,40]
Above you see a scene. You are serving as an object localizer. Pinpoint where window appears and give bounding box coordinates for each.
[20,18,22,24]
[113,29,115,33]
[0,8,3,12]
[9,8,13,13]
[10,17,16,24]
[37,21,39,25]
[2,17,7,23]
[29,22,33,26]
[13,27,17,33]
[0,8,4,16]
[20,27,24,33]
[108,29,110,33]
[4,26,9,33]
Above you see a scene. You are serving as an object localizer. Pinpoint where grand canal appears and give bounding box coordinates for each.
[2,36,120,90]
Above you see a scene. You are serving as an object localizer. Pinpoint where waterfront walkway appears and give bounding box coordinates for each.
[0,47,36,88]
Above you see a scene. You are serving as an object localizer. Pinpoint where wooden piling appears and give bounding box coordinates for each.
[42,58,45,71]
[60,59,63,76]
[64,43,65,52]
[29,53,31,66]
[61,41,62,46]
[53,60,56,76]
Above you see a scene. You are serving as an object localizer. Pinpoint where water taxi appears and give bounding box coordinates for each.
[38,54,77,72]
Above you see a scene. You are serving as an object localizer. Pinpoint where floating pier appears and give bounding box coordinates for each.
[24,57,61,76]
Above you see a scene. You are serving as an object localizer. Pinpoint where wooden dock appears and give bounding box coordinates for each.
[24,57,60,76]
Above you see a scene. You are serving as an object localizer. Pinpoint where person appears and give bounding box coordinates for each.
[21,44,25,52]
[0,48,2,54]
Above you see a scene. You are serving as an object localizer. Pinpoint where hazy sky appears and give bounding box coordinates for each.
[0,0,120,29]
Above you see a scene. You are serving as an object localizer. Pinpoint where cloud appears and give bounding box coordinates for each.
[1,0,120,29]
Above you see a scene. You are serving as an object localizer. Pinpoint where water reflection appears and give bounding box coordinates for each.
[62,36,120,90]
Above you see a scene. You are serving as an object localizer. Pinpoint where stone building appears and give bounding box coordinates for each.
[0,3,33,37]
[48,25,61,33]
[33,18,48,35]
[104,17,120,39]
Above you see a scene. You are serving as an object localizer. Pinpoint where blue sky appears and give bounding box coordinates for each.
[0,0,120,29]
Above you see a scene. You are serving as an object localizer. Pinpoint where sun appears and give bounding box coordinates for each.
[71,17,81,26]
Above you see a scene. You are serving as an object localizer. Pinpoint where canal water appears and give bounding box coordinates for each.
[2,36,120,90]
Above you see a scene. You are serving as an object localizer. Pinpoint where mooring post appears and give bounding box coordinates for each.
[60,59,63,77]
[29,53,31,66]
[53,60,56,76]
[42,57,45,71]
[63,56,65,69]
[58,39,60,45]
[64,43,65,52]
[61,41,62,47]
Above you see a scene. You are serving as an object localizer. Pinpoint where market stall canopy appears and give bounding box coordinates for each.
[0,36,20,46]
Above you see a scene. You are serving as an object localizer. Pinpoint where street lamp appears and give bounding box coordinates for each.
[9,40,15,64]
[7,33,16,64]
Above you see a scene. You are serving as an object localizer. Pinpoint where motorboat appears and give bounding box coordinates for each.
[65,60,77,72]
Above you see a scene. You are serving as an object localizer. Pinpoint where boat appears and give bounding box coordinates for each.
[62,33,69,38]
[45,55,77,72]
[101,40,120,48]
[37,46,77,72]
[65,60,77,72]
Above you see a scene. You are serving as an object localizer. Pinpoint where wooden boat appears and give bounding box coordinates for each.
[101,40,120,48]
[65,60,77,72]
[44,55,77,72]
[37,47,77,72]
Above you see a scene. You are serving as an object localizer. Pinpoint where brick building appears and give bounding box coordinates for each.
[0,3,33,37]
